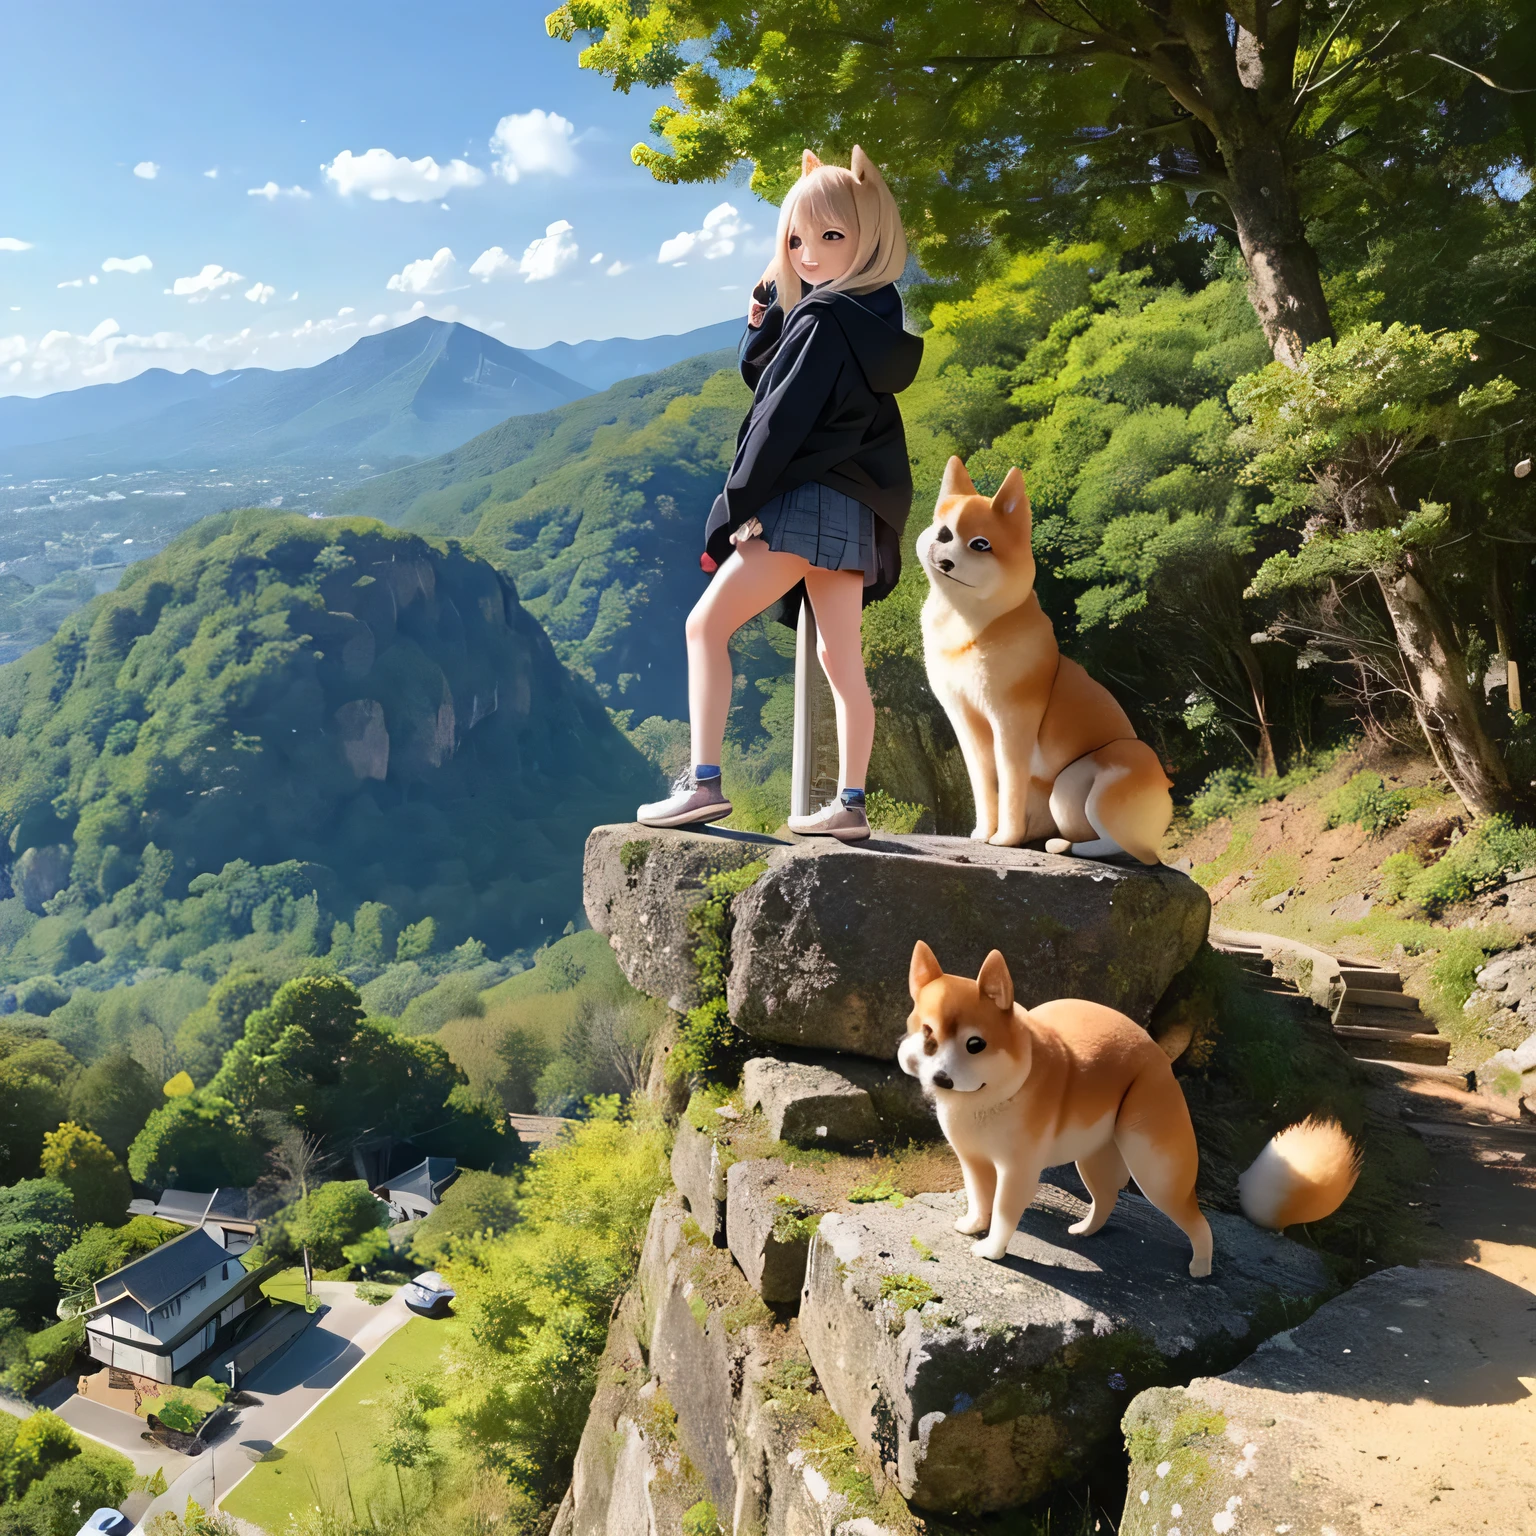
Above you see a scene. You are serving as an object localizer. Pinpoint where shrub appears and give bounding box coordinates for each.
[672,862,766,1085]
[411,1170,521,1268]
[1391,815,1536,913]
[1323,772,1410,835]
[127,1092,263,1190]
[865,791,929,835]
[40,1121,131,1227]
[265,1181,389,1271]
[400,974,486,1036]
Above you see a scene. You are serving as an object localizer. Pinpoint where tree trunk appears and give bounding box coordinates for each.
[1372,564,1514,816]
[1217,135,1335,367]
[1234,642,1278,778]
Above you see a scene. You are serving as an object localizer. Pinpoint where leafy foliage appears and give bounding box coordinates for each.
[126,1093,264,1191]
[410,1171,521,1270]
[38,1122,130,1228]
[262,1180,389,1272]
[53,1214,182,1297]
[442,1105,668,1499]
[0,1182,77,1324]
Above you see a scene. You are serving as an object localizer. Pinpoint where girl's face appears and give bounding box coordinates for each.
[788,215,857,286]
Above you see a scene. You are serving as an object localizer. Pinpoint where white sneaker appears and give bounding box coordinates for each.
[637,771,732,828]
[787,799,870,842]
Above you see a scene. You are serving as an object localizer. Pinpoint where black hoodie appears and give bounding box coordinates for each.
[702,281,924,614]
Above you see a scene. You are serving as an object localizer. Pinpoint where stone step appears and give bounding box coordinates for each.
[1355,1057,1475,1090]
[1332,1023,1451,1066]
[1334,1001,1429,1030]
[800,1186,1328,1516]
[1338,965,1402,991]
[1338,986,1418,1012]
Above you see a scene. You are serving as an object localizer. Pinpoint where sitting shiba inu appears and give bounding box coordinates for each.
[898,942,1361,1276]
[916,456,1173,862]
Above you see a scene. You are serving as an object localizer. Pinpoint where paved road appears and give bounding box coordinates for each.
[131,1287,412,1533]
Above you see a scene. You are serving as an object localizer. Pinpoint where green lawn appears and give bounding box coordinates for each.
[222,1316,456,1531]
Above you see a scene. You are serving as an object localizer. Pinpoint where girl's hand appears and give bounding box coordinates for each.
[748,276,774,329]
[729,517,764,546]
[748,298,768,329]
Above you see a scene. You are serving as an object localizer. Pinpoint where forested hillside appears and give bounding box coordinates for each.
[0,509,655,981]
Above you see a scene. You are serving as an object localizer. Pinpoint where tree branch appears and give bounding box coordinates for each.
[1423,52,1536,95]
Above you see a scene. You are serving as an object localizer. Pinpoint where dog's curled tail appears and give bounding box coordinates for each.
[1238,1116,1362,1230]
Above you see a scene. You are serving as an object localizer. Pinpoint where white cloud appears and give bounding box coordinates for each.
[386,247,458,295]
[133,161,160,180]
[367,313,388,329]
[85,318,119,345]
[658,202,750,265]
[57,275,100,289]
[489,109,577,184]
[170,264,244,301]
[245,282,276,304]
[102,255,152,275]
[606,259,632,277]
[248,181,312,201]
[590,252,604,265]
[518,220,578,282]
[338,307,355,317]
[203,167,219,179]
[0,238,33,253]
[322,148,484,203]
[0,337,27,364]
[468,246,515,282]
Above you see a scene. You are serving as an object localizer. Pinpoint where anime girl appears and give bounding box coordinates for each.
[637,147,922,842]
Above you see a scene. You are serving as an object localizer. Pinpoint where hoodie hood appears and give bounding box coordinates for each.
[805,284,924,394]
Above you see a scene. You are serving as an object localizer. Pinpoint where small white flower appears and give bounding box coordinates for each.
[1212,1516,1235,1535]
[1140,1491,1150,1505]
[1172,1504,1182,1517]
[1156,1461,1172,1478]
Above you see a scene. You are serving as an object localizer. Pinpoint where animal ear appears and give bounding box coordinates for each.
[909,940,943,1000]
[801,149,823,176]
[977,950,1015,1013]
[992,467,1032,524]
[850,145,875,183]
[939,456,977,504]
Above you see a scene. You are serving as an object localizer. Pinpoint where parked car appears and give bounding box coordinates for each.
[400,1270,455,1313]
[75,1512,133,1536]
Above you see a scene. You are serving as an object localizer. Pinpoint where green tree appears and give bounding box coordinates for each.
[0,1027,74,1185]
[67,1049,163,1159]
[410,1169,520,1269]
[173,970,279,1086]
[551,0,1530,812]
[395,917,437,963]
[127,1094,264,1191]
[39,1122,131,1228]
[266,1180,389,1271]
[0,1182,78,1323]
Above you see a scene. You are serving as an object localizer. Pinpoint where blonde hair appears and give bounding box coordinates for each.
[769,146,908,313]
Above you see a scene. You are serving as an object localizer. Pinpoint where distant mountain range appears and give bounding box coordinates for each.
[0,314,745,481]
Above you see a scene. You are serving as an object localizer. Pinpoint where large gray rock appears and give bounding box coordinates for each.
[800,1186,1328,1515]
[584,823,778,1013]
[731,836,1209,1059]
[670,1117,728,1246]
[583,825,1210,1061]
[1119,1262,1536,1535]
[726,1158,824,1304]
[742,1058,880,1149]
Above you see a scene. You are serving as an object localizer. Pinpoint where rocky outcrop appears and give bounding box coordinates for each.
[558,1191,909,1536]
[584,825,779,1013]
[671,1118,729,1245]
[586,825,1211,1060]
[1118,1262,1536,1535]
[800,1187,1328,1515]
[742,1059,880,1149]
[1475,1028,1536,1115]
[725,1158,824,1305]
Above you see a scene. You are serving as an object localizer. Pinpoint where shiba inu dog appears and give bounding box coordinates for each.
[898,942,1361,1274]
[916,456,1173,862]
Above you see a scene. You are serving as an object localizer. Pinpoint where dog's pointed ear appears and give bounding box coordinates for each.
[909,940,943,1000]
[939,456,976,504]
[801,149,823,176]
[977,950,1015,1013]
[850,145,881,186]
[992,467,1032,525]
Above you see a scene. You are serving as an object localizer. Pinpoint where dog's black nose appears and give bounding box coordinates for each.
[932,1070,953,1090]
[935,524,954,543]
[936,558,954,573]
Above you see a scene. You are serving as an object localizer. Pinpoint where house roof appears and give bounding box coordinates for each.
[380,1157,457,1204]
[93,1227,231,1311]
[150,1186,256,1230]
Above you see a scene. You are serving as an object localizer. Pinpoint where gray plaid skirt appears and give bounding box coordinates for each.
[756,482,877,586]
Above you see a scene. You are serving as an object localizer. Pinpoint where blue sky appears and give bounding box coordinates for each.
[0,0,776,396]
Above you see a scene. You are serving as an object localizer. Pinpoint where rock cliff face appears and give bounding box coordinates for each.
[558,825,1343,1533]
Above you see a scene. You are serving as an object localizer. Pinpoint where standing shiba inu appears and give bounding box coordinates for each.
[916,456,1173,862]
[898,942,1361,1275]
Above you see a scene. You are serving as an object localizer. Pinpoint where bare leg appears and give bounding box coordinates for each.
[804,565,874,790]
[973,1163,1040,1261]
[954,1152,997,1236]
[685,539,814,767]
[1069,1142,1130,1237]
